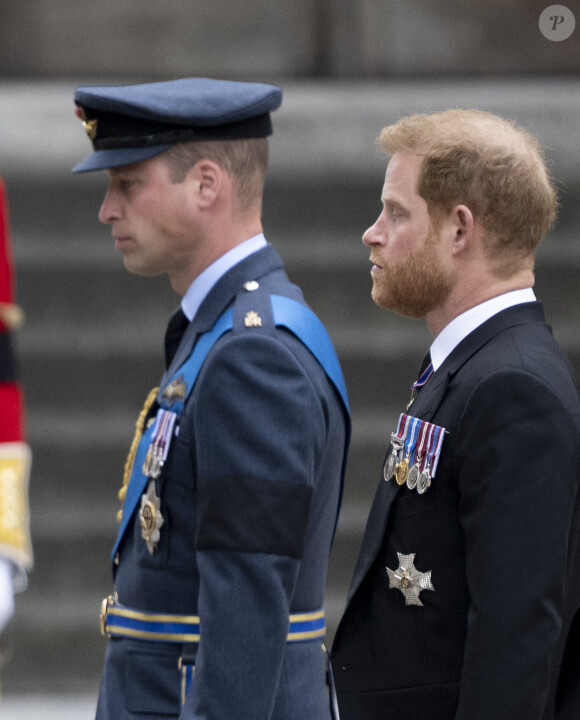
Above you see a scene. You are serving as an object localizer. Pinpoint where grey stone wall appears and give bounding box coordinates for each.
[0,0,578,79]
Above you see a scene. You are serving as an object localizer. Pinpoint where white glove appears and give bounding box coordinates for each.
[0,558,15,632]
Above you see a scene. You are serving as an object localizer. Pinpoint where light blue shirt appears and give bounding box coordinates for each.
[180,234,267,321]
[430,288,537,371]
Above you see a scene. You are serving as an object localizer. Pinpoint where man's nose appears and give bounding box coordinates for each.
[98,189,120,224]
[362,215,384,247]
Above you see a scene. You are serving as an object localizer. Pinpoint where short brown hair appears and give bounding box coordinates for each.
[163,137,269,210]
[379,109,558,278]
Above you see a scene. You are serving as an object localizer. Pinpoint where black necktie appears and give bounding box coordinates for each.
[164,308,189,368]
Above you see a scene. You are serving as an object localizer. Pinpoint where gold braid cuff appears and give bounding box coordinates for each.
[0,303,24,331]
[117,388,159,524]
[0,442,32,576]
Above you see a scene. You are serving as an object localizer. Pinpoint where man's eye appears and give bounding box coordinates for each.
[118,180,135,193]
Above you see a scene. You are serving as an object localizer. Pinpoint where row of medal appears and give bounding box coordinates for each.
[142,409,178,480]
[139,409,178,553]
[383,413,445,494]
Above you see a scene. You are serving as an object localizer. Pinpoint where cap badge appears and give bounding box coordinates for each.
[386,552,434,607]
[75,106,98,141]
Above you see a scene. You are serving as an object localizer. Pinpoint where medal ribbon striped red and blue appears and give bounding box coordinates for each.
[393,413,446,481]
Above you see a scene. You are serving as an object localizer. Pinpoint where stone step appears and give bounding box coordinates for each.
[11,231,580,354]
[7,173,579,361]
[19,491,372,605]
[18,327,431,413]
[24,412,396,529]
[3,80,580,184]
[2,505,366,693]
[0,481,373,693]
[15,313,580,425]
[17,428,389,641]
[4,584,355,696]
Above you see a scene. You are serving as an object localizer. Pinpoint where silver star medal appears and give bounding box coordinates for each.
[386,552,434,606]
[139,480,164,554]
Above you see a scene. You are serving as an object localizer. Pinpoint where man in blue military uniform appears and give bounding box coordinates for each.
[72,78,350,720]
[331,109,580,719]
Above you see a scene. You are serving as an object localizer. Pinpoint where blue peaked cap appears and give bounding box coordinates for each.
[72,77,283,173]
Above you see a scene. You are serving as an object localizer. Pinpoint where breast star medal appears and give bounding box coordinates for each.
[139,480,164,554]
[386,552,434,607]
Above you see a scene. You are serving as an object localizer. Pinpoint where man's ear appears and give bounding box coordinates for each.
[190,159,223,208]
[451,204,474,255]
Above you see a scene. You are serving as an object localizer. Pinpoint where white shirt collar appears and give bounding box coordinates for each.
[430,287,537,371]
[181,233,267,321]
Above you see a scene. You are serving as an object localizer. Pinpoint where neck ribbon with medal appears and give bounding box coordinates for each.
[382,361,445,494]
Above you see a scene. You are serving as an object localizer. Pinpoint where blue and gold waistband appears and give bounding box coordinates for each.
[100,596,326,644]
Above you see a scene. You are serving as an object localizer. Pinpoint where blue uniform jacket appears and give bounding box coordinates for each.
[96,245,350,719]
[332,302,580,720]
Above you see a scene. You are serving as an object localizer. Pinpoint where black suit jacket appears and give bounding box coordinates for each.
[332,302,580,720]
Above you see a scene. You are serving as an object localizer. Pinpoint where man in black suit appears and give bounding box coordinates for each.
[331,109,580,720]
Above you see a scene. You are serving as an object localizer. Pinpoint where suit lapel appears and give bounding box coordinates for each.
[346,363,452,603]
[345,302,545,605]
[347,477,399,601]
[409,302,545,421]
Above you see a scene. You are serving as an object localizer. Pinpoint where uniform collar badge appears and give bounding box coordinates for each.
[386,552,434,607]
[244,310,263,327]
[161,374,188,404]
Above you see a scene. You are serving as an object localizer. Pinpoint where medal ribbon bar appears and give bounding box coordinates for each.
[143,409,178,479]
[384,412,446,493]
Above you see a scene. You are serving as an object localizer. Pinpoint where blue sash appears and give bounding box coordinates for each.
[113,294,350,560]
